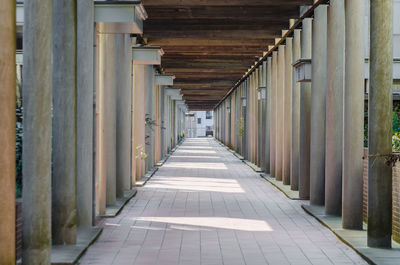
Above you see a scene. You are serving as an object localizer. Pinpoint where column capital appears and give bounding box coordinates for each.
[132,46,163,65]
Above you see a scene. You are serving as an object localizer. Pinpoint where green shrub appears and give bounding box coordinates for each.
[16,84,23,198]
[393,133,400,152]
[364,103,400,151]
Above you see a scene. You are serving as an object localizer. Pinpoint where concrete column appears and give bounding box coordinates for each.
[133,65,146,183]
[173,100,177,146]
[22,0,52,262]
[252,74,255,162]
[164,94,170,153]
[154,85,161,162]
[77,0,94,227]
[228,97,232,147]
[145,66,155,172]
[0,1,16,262]
[251,75,255,162]
[342,0,364,230]
[96,33,107,215]
[283,38,293,185]
[116,34,132,197]
[265,58,271,174]
[235,91,240,151]
[368,0,393,248]
[254,71,259,164]
[275,46,285,181]
[244,81,249,159]
[231,92,237,149]
[325,0,345,216]
[270,51,278,178]
[160,87,165,157]
[241,84,247,157]
[259,67,263,167]
[310,5,328,206]
[105,34,117,206]
[222,104,224,142]
[299,18,312,199]
[291,29,301,191]
[52,0,77,245]
[225,100,228,144]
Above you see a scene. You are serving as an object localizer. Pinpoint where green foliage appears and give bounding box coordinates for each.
[393,107,400,151]
[16,104,22,198]
[364,104,400,151]
[135,145,148,160]
[237,118,244,137]
[16,79,23,198]
[145,114,157,145]
[145,114,157,131]
[393,107,400,134]
[393,133,400,152]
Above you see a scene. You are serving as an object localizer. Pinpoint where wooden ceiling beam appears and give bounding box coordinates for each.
[182,95,227,101]
[145,7,297,20]
[160,45,266,50]
[164,53,260,58]
[165,68,249,73]
[144,18,290,28]
[147,38,273,46]
[142,0,313,7]
[141,0,314,106]
[179,87,229,90]
[162,62,251,69]
[176,82,234,87]
[145,30,278,40]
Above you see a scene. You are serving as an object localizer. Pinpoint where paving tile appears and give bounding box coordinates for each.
[79,138,367,265]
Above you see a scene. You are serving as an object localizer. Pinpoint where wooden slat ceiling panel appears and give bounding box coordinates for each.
[142,0,313,110]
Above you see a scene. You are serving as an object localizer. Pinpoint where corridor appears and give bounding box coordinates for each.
[80,138,366,265]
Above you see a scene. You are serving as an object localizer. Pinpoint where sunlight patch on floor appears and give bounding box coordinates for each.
[163,162,227,170]
[174,150,217,154]
[144,182,243,193]
[135,217,274,232]
[144,176,244,193]
[152,176,237,184]
[170,155,221,159]
[179,146,213,149]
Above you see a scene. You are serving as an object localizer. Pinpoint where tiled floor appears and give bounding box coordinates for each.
[80,138,367,265]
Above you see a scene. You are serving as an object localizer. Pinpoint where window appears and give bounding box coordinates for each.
[197,118,201,124]
[206,111,212,119]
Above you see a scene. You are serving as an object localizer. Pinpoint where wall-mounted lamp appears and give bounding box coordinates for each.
[241,97,247,107]
[257,86,266,100]
[293,58,312,82]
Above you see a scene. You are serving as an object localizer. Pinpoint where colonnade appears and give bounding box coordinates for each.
[215,0,395,248]
[0,0,398,264]
[0,0,187,263]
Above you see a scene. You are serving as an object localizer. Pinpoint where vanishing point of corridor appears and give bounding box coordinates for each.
[80,138,366,265]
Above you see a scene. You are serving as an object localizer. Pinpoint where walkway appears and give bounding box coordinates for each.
[80,138,367,265]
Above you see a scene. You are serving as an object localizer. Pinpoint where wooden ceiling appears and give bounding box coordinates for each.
[142,0,313,110]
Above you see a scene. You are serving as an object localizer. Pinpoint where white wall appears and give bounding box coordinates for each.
[194,111,214,137]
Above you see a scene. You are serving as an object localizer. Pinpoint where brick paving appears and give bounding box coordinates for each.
[80,138,367,265]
